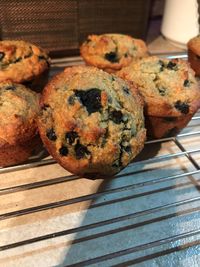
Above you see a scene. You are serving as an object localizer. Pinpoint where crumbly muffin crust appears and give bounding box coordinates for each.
[80,33,148,73]
[187,35,200,76]
[38,66,146,177]
[0,40,50,84]
[0,81,40,166]
[118,56,200,117]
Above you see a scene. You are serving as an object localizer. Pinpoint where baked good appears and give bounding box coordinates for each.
[187,35,200,76]
[117,56,200,138]
[80,33,148,73]
[0,81,41,166]
[38,65,146,177]
[0,40,50,91]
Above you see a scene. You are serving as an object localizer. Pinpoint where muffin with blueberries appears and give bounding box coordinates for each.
[37,65,146,177]
[0,81,41,166]
[187,35,200,76]
[80,33,148,73]
[0,40,50,91]
[117,56,200,138]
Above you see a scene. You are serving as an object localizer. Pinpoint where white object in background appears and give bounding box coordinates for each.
[161,0,199,48]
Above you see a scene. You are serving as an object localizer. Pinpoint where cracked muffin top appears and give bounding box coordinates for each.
[38,66,146,177]
[0,40,50,83]
[117,56,200,117]
[80,33,148,73]
[0,81,39,147]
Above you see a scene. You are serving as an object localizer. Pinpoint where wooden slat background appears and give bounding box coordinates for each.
[0,0,151,56]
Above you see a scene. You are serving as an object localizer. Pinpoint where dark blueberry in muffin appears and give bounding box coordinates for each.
[46,128,57,141]
[105,51,119,63]
[158,87,166,96]
[75,88,102,114]
[167,61,178,70]
[0,52,5,60]
[183,79,190,87]
[123,86,130,94]
[110,110,123,124]
[124,53,128,58]
[68,95,75,105]
[158,60,165,71]
[75,143,90,159]
[174,101,189,114]
[59,145,68,156]
[65,131,78,145]
[4,85,16,91]
[196,55,200,60]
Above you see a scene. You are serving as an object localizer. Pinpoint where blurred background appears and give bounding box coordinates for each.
[0,0,199,57]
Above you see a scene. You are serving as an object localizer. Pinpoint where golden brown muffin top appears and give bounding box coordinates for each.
[0,40,50,83]
[80,33,148,72]
[38,66,146,176]
[117,56,200,117]
[187,35,200,56]
[0,81,39,147]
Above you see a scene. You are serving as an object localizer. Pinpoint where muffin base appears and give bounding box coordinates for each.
[145,113,194,139]
[0,135,43,167]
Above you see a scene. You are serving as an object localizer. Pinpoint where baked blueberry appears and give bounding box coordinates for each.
[174,101,189,114]
[183,79,190,87]
[65,131,78,145]
[75,88,102,114]
[46,128,57,141]
[59,145,68,156]
[110,110,123,124]
[75,143,90,159]
[167,61,178,70]
[158,87,166,96]
[105,51,119,63]
[123,86,130,94]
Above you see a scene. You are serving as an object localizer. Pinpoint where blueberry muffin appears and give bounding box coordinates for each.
[0,40,50,91]
[117,56,200,138]
[0,81,41,166]
[38,66,146,177]
[187,35,200,76]
[80,33,148,73]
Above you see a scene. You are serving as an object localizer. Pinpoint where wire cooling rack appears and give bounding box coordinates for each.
[0,55,200,267]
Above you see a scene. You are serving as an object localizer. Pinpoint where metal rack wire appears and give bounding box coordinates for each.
[0,55,200,266]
